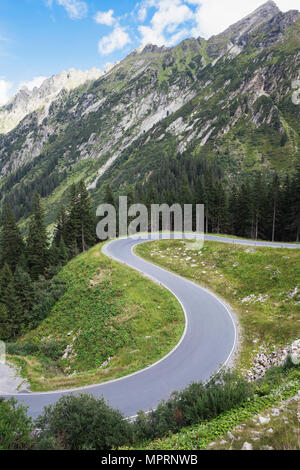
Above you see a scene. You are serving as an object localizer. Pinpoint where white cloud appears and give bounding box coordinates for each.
[276,1,300,12]
[139,0,194,46]
[98,26,131,55]
[0,79,12,106]
[168,28,190,46]
[18,76,48,91]
[137,6,147,22]
[105,62,115,72]
[185,0,300,39]
[48,0,88,19]
[94,10,116,26]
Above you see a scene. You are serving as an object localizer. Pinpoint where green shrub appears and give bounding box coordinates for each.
[0,398,33,450]
[6,341,40,356]
[30,277,66,328]
[7,339,66,361]
[35,394,133,450]
[39,340,67,361]
[134,371,253,440]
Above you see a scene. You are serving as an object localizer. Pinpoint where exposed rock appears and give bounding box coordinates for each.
[241,442,253,450]
[0,67,103,134]
[246,339,300,381]
[258,415,270,425]
[101,357,112,368]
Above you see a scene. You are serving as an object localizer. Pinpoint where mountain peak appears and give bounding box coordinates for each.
[219,1,280,43]
[0,67,103,134]
[259,1,280,13]
[129,43,169,58]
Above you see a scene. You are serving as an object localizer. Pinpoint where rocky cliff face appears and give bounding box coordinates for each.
[0,67,103,134]
[0,2,299,223]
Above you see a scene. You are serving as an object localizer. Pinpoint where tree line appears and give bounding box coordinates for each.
[131,155,300,242]
[0,181,96,341]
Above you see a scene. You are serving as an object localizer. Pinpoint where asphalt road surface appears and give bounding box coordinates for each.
[1,234,299,418]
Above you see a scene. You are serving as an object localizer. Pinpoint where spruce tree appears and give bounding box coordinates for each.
[0,203,24,272]
[292,164,300,242]
[0,303,10,341]
[26,193,49,280]
[0,264,22,338]
[78,180,96,252]
[57,238,69,266]
[53,206,68,247]
[64,184,81,256]
[13,265,34,328]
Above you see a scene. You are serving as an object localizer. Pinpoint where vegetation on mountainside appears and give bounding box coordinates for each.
[133,156,300,242]
[7,242,184,391]
[0,181,96,341]
[0,13,299,231]
[0,398,33,450]
[1,362,299,450]
[136,239,300,367]
[207,395,300,451]
[141,364,300,450]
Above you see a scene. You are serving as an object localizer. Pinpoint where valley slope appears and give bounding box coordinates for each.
[0,1,299,226]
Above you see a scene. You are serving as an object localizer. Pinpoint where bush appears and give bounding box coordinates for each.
[0,398,33,450]
[39,340,67,361]
[6,341,39,356]
[6,339,66,361]
[35,394,133,450]
[30,277,66,328]
[134,371,253,440]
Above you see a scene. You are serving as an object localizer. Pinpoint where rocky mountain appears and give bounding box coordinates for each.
[0,67,103,134]
[0,1,299,225]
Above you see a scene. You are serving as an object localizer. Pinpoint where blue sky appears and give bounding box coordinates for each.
[0,0,299,104]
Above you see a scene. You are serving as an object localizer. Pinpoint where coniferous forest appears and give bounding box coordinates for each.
[0,181,96,342]
[1,154,299,343]
[133,155,300,243]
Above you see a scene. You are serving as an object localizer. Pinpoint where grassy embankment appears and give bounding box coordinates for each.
[8,243,184,391]
[131,239,299,450]
[136,239,300,368]
[208,394,300,451]
[139,366,300,450]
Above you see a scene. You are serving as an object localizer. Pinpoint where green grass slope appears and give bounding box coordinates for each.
[9,243,184,391]
[136,240,300,367]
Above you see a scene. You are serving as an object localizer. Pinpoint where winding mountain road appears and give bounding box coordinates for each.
[2,234,299,418]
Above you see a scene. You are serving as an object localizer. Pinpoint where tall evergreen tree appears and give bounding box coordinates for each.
[292,164,300,242]
[26,193,49,280]
[77,180,96,252]
[14,265,34,328]
[0,203,24,272]
[0,303,10,341]
[0,264,22,338]
[53,206,68,247]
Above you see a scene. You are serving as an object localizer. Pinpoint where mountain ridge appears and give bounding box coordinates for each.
[0,2,299,225]
[0,67,103,134]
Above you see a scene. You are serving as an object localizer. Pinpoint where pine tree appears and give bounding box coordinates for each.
[53,206,68,247]
[78,180,96,252]
[292,164,300,242]
[0,264,22,338]
[64,184,81,256]
[13,265,34,329]
[57,238,69,266]
[235,180,252,238]
[210,180,228,234]
[0,203,25,272]
[271,173,280,242]
[0,303,10,341]
[26,193,49,280]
